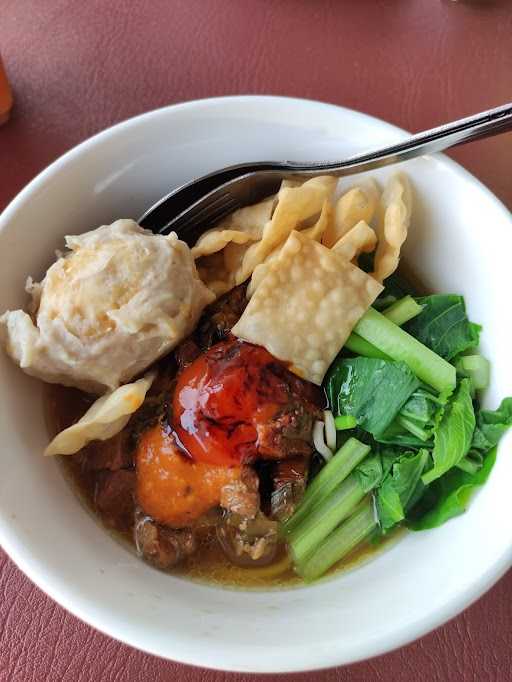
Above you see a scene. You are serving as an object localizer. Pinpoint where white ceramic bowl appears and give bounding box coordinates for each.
[1,97,511,673]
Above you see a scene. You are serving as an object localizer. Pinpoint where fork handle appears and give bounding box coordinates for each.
[280,102,512,176]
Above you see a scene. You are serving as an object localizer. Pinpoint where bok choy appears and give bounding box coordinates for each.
[284,289,511,582]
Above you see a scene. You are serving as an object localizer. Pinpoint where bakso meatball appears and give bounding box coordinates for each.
[0,219,214,394]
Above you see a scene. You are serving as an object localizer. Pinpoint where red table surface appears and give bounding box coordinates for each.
[1,1,512,680]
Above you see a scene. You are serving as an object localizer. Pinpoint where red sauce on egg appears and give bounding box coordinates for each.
[172,338,321,466]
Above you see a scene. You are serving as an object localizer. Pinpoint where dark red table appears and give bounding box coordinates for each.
[1,2,511,680]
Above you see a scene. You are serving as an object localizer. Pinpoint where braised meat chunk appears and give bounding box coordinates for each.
[217,465,279,566]
[58,284,319,574]
[174,338,201,371]
[220,466,260,519]
[94,469,135,532]
[256,403,316,460]
[196,284,248,349]
[134,509,197,570]
[132,328,320,569]
[81,430,134,472]
[270,457,309,522]
[217,511,278,566]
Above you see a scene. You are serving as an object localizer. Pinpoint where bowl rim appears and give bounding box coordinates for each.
[1,95,512,672]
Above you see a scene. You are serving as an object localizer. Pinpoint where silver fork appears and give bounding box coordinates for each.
[139,102,512,244]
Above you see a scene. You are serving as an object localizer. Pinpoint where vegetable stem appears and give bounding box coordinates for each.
[416,388,447,405]
[373,295,397,310]
[344,333,390,360]
[289,474,366,565]
[397,415,431,441]
[344,297,422,361]
[282,437,370,535]
[455,455,481,475]
[334,415,358,431]
[455,354,490,391]
[297,499,377,581]
[382,295,423,326]
[354,307,456,393]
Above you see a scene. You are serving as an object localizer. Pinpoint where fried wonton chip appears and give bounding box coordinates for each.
[323,180,379,248]
[246,200,333,298]
[232,231,383,385]
[332,220,377,262]
[45,373,155,456]
[235,176,337,285]
[223,240,250,276]
[197,251,233,297]
[201,279,232,298]
[278,178,305,191]
[191,197,275,259]
[229,196,276,237]
[246,251,279,300]
[191,229,257,260]
[372,173,412,283]
[198,238,256,297]
[301,199,332,242]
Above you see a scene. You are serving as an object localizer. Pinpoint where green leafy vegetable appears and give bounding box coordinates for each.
[292,276,511,581]
[396,416,431,441]
[354,307,456,393]
[289,474,366,565]
[382,295,423,326]
[455,354,490,391]
[344,333,390,360]
[354,452,389,493]
[297,500,377,582]
[334,415,358,430]
[400,390,438,426]
[376,449,429,531]
[389,450,429,509]
[344,296,422,361]
[422,379,475,484]
[288,447,395,575]
[378,269,413,301]
[377,420,430,448]
[378,388,448,447]
[326,357,419,437]
[373,295,398,310]
[376,477,404,530]
[282,438,370,535]
[471,397,512,453]
[408,447,497,530]
[456,453,483,475]
[404,295,481,360]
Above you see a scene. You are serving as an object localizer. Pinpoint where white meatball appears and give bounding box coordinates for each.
[0,219,214,393]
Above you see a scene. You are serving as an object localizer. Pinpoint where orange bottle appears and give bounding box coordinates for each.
[0,54,13,125]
